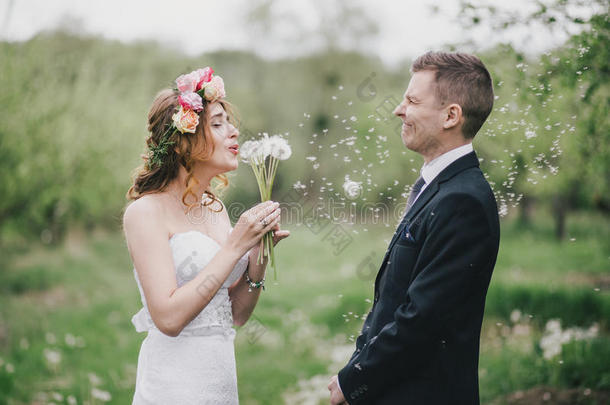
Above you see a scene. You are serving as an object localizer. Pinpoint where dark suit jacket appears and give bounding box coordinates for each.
[338,151,500,405]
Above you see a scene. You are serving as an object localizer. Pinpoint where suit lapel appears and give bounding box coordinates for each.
[374,180,441,290]
[393,182,439,247]
[373,151,481,291]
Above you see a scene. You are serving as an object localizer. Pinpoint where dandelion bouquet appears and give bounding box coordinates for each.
[240,133,292,277]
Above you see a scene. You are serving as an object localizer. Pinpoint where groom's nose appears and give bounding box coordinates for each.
[393,101,405,118]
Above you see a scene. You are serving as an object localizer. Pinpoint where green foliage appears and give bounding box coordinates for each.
[146,126,175,170]
[1,5,608,245]
[485,284,609,329]
[0,31,404,244]
[558,339,610,389]
[479,337,610,402]
[456,0,610,236]
[0,265,58,294]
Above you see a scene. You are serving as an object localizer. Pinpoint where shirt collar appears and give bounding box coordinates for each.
[420,143,474,185]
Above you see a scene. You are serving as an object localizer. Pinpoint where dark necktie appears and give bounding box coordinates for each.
[393,175,426,236]
[406,176,426,213]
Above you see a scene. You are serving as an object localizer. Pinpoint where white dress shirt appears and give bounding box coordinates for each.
[413,142,474,205]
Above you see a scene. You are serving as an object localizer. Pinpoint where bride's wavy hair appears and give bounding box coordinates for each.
[126,88,237,212]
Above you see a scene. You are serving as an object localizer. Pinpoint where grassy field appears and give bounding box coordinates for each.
[0,211,608,404]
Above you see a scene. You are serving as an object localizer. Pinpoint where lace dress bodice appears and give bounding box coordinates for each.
[131,229,249,338]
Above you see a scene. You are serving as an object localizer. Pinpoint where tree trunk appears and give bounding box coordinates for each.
[518,195,533,226]
[552,195,567,240]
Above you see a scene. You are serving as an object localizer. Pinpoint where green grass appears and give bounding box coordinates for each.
[495,211,610,280]
[0,212,608,404]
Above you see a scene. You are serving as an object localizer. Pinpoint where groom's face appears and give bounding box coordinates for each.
[393,70,444,155]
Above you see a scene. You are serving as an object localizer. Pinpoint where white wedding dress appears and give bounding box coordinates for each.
[131,229,249,404]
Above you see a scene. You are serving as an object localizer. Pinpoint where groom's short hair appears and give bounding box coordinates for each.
[412,51,494,139]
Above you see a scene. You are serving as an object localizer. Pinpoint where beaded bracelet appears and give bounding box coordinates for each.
[245,270,265,292]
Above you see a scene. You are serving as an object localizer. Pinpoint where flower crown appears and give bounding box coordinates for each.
[147,67,226,169]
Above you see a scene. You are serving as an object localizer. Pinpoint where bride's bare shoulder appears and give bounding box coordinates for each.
[123,194,167,233]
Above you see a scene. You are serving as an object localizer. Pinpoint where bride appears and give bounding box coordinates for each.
[122,67,289,404]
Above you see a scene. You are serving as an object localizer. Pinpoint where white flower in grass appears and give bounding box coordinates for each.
[539,319,599,359]
[65,333,77,347]
[91,388,112,402]
[44,348,61,366]
[67,395,77,405]
[88,372,103,386]
[540,332,562,360]
[546,319,561,334]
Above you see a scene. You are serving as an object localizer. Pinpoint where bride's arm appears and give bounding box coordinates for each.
[124,198,244,337]
[228,249,267,326]
[229,225,290,326]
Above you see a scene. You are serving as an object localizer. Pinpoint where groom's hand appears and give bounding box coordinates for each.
[328,375,347,405]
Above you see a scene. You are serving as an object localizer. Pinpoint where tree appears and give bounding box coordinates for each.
[457,0,609,238]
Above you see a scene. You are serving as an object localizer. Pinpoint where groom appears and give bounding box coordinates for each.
[328,51,500,404]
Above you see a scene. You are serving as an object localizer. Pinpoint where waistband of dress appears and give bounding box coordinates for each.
[146,325,236,339]
[131,306,235,337]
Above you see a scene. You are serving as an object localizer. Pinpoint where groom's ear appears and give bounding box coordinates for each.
[442,103,462,130]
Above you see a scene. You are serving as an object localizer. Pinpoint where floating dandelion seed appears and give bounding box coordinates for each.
[343,176,363,200]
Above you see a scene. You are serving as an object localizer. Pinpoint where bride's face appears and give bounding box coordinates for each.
[202,102,240,173]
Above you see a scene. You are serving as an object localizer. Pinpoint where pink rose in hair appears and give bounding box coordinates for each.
[195,67,214,91]
[178,92,203,112]
[203,75,226,101]
[175,72,199,93]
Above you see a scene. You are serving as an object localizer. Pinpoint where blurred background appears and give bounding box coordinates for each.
[0,0,608,404]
